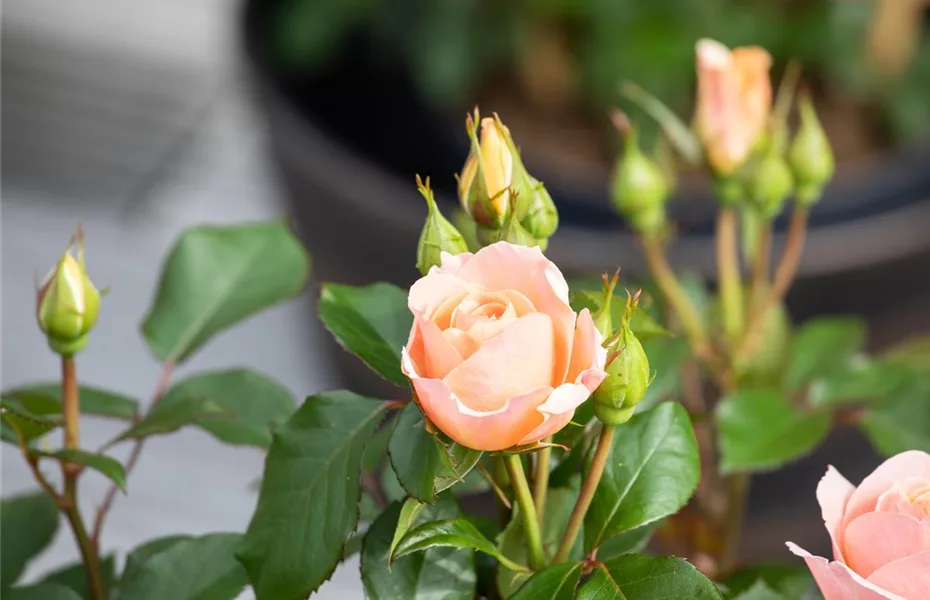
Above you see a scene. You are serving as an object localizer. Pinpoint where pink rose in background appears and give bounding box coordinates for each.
[788,451,930,599]
[401,242,608,451]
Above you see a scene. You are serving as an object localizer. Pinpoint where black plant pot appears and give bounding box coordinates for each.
[240,0,930,560]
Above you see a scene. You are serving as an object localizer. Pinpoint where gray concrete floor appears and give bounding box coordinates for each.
[1,0,365,596]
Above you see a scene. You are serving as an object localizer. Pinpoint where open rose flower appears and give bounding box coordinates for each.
[787,451,930,599]
[694,38,772,175]
[401,242,608,451]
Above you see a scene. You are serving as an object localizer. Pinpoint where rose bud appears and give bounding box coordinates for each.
[694,39,773,176]
[37,228,101,356]
[458,111,513,229]
[415,175,469,275]
[401,241,608,452]
[610,119,670,237]
[748,149,794,219]
[789,93,834,207]
[787,451,930,599]
[591,292,651,426]
[592,270,620,341]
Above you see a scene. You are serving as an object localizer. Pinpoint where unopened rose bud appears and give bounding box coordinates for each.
[415,176,469,275]
[610,120,670,236]
[789,94,834,207]
[486,208,539,249]
[748,150,793,219]
[458,111,513,229]
[592,292,651,426]
[592,270,619,340]
[36,229,101,356]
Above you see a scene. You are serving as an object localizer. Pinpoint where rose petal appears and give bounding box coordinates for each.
[786,542,904,600]
[444,312,554,413]
[845,451,930,528]
[442,328,480,360]
[868,551,930,599]
[408,273,481,320]
[818,465,856,561]
[566,309,608,383]
[843,511,930,578]
[434,251,474,275]
[407,316,464,380]
[516,374,605,446]
[412,377,550,451]
[876,477,930,520]
[455,242,576,385]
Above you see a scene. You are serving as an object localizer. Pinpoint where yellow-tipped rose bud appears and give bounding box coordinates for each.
[789,93,834,207]
[748,150,794,219]
[610,120,670,237]
[415,175,469,275]
[592,291,651,426]
[694,39,773,175]
[36,228,101,356]
[458,110,513,229]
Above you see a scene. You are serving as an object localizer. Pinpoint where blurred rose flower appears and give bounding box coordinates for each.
[788,451,930,599]
[402,241,607,451]
[694,38,772,175]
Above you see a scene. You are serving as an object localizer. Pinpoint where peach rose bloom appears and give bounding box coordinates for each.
[694,38,772,175]
[401,242,608,451]
[788,451,930,599]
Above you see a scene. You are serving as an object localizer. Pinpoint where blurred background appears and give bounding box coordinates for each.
[2,0,929,596]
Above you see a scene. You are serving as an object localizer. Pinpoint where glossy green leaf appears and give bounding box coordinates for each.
[155,369,294,448]
[784,317,865,390]
[808,358,915,408]
[3,584,83,600]
[1,394,61,443]
[237,391,388,599]
[577,554,723,600]
[361,497,475,600]
[595,523,658,560]
[731,581,786,600]
[510,562,583,600]
[318,282,412,387]
[717,389,831,473]
[141,220,310,363]
[584,403,699,551]
[393,518,527,573]
[362,417,397,473]
[498,487,580,597]
[40,555,117,599]
[1,492,59,588]
[34,449,126,491]
[121,535,192,584]
[724,563,814,598]
[5,385,138,420]
[107,397,227,446]
[861,372,930,455]
[389,497,426,560]
[117,533,247,600]
[389,403,482,502]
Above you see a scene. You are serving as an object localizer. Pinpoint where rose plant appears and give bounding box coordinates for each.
[2,38,929,600]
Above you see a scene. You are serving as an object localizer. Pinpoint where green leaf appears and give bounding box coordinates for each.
[1,492,59,588]
[595,523,658,560]
[885,335,930,371]
[361,497,475,600]
[237,391,388,600]
[40,555,117,599]
[584,403,699,552]
[34,449,126,492]
[784,317,866,390]
[9,384,138,420]
[393,518,528,573]
[570,290,669,342]
[318,282,412,387]
[141,220,310,363]
[121,535,192,584]
[510,562,583,600]
[4,584,83,600]
[577,554,723,600]
[498,487,581,597]
[808,358,916,408]
[389,497,426,560]
[155,369,295,448]
[388,403,482,502]
[724,563,814,598]
[716,389,831,473]
[861,372,930,455]
[362,418,397,473]
[1,394,61,443]
[639,338,690,412]
[731,581,787,600]
[107,398,227,446]
[117,533,247,600]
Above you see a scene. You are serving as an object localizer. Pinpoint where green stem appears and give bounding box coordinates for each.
[716,207,744,344]
[504,454,545,570]
[553,424,615,564]
[533,441,552,525]
[720,473,750,573]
